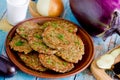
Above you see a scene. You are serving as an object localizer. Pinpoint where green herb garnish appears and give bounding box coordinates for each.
[63,62,67,66]
[68,29,73,33]
[15,40,24,46]
[19,28,25,31]
[57,34,64,40]
[52,22,58,28]
[34,34,42,39]
[21,34,27,38]
[74,41,80,45]
[47,59,52,64]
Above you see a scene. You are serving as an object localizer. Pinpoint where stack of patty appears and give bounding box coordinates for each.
[9,20,84,73]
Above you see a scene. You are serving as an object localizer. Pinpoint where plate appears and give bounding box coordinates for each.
[5,17,94,78]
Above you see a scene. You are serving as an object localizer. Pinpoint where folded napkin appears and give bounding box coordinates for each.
[0,19,13,32]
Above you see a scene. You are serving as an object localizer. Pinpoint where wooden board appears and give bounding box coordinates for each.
[91,46,120,80]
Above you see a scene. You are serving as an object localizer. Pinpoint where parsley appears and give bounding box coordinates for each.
[74,41,80,45]
[34,34,42,39]
[63,62,67,66]
[57,34,64,40]
[47,59,52,64]
[19,28,25,31]
[15,40,24,46]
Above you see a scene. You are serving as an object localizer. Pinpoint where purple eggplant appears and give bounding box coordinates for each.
[0,55,16,77]
[70,0,120,36]
[112,62,120,78]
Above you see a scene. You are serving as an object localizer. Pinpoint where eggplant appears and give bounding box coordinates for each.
[112,62,120,78]
[0,55,16,77]
[70,0,120,36]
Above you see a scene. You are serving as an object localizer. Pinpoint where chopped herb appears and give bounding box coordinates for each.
[41,43,47,49]
[52,23,58,28]
[22,34,27,37]
[65,41,69,44]
[68,29,73,33]
[34,34,42,39]
[57,34,64,40]
[15,40,24,46]
[33,42,47,49]
[19,28,25,31]
[63,62,67,66]
[74,41,80,45]
[47,59,52,64]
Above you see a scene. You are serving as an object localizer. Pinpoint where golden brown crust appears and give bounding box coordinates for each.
[39,54,74,73]
[56,34,84,63]
[18,52,47,71]
[28,28,57,55]
[42,26,72,50]
[42,20,78,33]
[9,34,32,54]
[16,21,39,39]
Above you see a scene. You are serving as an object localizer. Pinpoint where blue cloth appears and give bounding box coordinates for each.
[0,30,7,54]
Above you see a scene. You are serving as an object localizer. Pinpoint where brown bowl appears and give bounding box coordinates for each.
[5,17,94,78]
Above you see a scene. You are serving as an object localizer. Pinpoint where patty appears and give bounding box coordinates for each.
[41,20,78,33]
[28,28,57,55]
[9,34,32,54]
[16,21,39,39]
[42,26,72,50]
[56,34,84,63]
[18,52,47,71]
[39,54,74,73]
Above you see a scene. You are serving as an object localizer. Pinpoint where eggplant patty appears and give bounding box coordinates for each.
[28,28,57,55]
[42,20,78,33]
[56,34,84,63]
[16,21,39,39]
[42,26,72,50]
[9,34,32,54]
[18,52,47,71]
[39,54,74,73]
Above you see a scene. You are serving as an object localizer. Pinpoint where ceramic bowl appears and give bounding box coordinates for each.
[5,17,94,78]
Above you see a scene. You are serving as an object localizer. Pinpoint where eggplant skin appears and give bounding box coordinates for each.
[0,55,16,77]
[70,0,115,36]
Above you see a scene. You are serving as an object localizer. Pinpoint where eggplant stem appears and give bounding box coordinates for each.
[102,11,120,41]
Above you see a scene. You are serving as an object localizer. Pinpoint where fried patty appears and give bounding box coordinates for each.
[16,21,39,39]
[42,20,78,33]
[18,52,47,71]
[39,54,74,73]
[9,34,32,54]
[56,34,84,63]
[28,28,57,55]
[42,26,72,50]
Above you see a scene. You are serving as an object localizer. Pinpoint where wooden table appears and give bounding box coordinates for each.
[0,0,120,80]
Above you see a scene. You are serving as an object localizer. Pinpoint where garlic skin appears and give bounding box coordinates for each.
[36,0,64,17]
